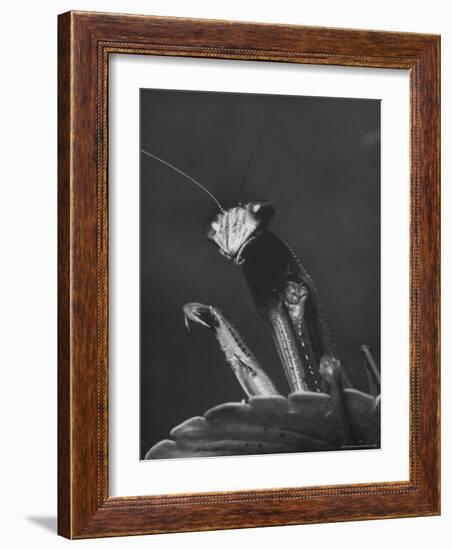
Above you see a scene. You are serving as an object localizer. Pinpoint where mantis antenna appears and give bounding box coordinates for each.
[237,100,282,200]
[141,149,225,212]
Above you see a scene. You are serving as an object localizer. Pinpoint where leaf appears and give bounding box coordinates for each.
[145,390,380,459]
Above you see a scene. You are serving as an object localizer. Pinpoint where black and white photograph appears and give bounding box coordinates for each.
[140,89,381,460]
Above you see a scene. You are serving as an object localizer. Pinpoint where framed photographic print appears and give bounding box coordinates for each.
[138,88,381,462]
[58,11,440,538]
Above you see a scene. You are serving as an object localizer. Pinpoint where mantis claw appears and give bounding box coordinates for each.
[183,302,280,398]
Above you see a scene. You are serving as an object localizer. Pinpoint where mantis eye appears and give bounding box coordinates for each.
[248,201,275,227]
[203,215,220,240]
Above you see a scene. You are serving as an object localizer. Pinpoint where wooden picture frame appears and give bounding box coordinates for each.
[58,11,440,539]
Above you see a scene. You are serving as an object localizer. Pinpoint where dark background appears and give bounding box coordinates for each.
[140,89,380,458]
